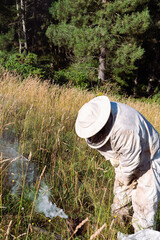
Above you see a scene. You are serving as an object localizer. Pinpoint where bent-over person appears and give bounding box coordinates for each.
[75,96,160,232]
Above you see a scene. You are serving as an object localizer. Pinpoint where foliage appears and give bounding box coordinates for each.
[0,0,54,62]
[151,91,160,104]
[0,52,46,78]
[0,1,160,96]
[47,0,153,94]
[0,28,15,52]
[0,1,16,52]
[53,61,99,88]
[24,0,54,54]
[113,43,144,91]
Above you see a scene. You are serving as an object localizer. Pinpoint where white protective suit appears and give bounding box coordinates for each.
[90,101,160,232]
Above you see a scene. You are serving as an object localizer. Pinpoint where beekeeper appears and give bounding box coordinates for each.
[75,96,160,232]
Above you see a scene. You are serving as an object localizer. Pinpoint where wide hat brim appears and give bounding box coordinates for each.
[75,96,111,139]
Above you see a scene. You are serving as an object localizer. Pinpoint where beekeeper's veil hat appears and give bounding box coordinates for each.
[75,96,112,149]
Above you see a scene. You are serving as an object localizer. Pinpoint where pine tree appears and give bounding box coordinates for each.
[25,0,53,55]
[0,0,53,60]
[136,0,160,96]
[47,0,152,94]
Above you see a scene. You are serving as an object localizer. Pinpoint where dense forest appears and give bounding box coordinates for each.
[0,0,160,97]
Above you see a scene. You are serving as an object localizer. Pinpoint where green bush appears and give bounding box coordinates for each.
[53,62,98,89]
[53,70,68,85]
[151,91,160,103]
[0,52,46,78]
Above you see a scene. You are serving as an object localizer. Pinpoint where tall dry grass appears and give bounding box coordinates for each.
[0,69,160,239]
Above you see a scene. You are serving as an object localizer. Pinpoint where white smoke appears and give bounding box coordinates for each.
[35,183,68,219]
[0,130,68,219]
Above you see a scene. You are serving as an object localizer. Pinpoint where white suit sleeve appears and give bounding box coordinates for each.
[112,129,141,185]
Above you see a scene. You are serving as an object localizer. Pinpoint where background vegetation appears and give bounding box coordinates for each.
[1,70,160,239]
[0,0,160,97]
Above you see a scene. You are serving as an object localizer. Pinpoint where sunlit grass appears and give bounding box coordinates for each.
[0,69,160,239]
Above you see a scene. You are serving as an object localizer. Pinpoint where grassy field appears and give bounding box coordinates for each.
[0,69,160,239]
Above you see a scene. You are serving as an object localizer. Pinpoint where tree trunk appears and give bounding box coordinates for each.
[16,0,28,54]
[33,0,37,48]
[98,46,106,81]
[20,0,28,55]
[16,0,22,53]
[98,0,106,82]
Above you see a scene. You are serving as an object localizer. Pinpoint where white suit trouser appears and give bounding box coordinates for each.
[111,167,159,232]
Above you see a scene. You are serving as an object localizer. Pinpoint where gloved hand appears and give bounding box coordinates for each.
[114,165,138,186]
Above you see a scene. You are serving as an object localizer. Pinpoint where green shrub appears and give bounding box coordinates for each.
[0,52,46,78]
[53,62,98,89]
[151,91,160,103]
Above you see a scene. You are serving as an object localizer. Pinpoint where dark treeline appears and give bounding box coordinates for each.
[0,0,160,97]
